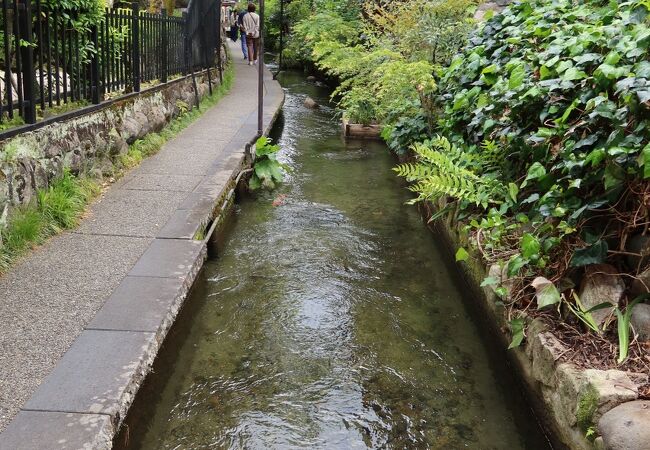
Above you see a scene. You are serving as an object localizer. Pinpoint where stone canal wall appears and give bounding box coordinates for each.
[422,199,649,450]
[0,61,225,235]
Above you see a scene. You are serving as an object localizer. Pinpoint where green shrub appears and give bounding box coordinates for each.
[249,137,287,191]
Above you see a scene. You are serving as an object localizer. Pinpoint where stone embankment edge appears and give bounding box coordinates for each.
[423,200,649,450]
[0,73,285,450]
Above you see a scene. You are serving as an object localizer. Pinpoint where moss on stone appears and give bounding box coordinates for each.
[576,385,599,434]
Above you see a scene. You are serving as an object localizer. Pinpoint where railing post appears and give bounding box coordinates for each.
[182,11,189,75]
[90,24,100,104]
[18,0,36,123]
[132,2,140,92]
[161,8,168,83]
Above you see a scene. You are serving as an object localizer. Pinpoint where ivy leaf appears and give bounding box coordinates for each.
[455,247,470,262]
[509,63,526,89]
[521,233,541,259]
[508,182,519,202]
[635,60,650,78]
[639,144,650,178]
[480,276,500,287]
[561,67,588,81]
[531,276,561,309]
[570,240,609,267]
[595,63,627,80]
[507,254,527,277]
[521,162,547,187]
[540,65,554,80]
[604,51,621,65]
[508,318,525,349]
[527,162,546,179]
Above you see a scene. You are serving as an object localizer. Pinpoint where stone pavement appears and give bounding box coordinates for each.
[0,41,283,448]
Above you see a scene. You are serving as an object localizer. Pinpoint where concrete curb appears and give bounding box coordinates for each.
[0,66,284,450]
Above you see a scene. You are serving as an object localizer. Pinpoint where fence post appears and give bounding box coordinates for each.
[90,24,100,104]
[182,11,189,75]
[161,8,168,83]
[18,0,36,124]
[132,2,140,92]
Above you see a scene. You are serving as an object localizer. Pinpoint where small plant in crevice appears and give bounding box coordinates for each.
[249,136,287,191]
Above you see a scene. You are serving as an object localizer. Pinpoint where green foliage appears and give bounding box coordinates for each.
[615,295,646,364]
[283,0,472,133]
[576,385,599,432]
[0,170,99,272]
[394,136,504,207]
[363,0,477,65]
[436,0,650,240]
[249,137,286,191]
[508,317,525,349]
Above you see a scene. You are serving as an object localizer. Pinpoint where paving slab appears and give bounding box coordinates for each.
[24,330,156,416]
[121,173,203,192]
[156,208,209,239]
[75,189,188,237]
[129,238,205,279]
[0,411,113,450]
[178,191,221,212]
[87,276,186,333]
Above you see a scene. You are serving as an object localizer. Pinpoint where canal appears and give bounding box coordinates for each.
[125,71,551,449]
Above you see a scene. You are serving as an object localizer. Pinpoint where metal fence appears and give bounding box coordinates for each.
[0,0,221,126]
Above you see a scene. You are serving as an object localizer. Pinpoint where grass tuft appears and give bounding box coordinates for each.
[0,170,98,271]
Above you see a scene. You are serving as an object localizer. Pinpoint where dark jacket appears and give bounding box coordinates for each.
[237,11,247,31]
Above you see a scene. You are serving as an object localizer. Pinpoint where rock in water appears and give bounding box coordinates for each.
[598,400,650,450]
[304,97,319,109]
[306,75,317,82]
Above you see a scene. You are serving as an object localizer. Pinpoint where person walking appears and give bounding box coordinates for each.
[242,3,260,66]
[237,8,248,60]
[230,7,239,42]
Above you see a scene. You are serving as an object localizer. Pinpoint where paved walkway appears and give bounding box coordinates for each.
[0,41,283,446]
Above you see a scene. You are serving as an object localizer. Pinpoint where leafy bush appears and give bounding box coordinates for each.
[397,0,650,363]
[430,0,650,274]
[249,137,287,191]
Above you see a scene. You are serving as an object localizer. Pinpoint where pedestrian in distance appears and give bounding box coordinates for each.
[230,7,239,42]
[237,8,248,60]
[242,3,260,66]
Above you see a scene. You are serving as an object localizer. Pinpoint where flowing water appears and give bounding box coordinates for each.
[134,72,551,449]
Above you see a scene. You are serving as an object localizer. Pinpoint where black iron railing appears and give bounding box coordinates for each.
[0,0,220,125]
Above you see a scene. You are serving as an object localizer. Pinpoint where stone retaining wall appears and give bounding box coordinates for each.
[0,58,227,235]
[424,199,649,450]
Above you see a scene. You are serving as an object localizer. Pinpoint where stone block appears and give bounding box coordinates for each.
[157,208,209,240]
[0,411,113,450]
[129,238,205,279]
[24,330,156,416]
[88,276,187,334]
[530,331,568,387]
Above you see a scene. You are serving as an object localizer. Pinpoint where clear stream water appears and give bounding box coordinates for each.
[133,72,551,449]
